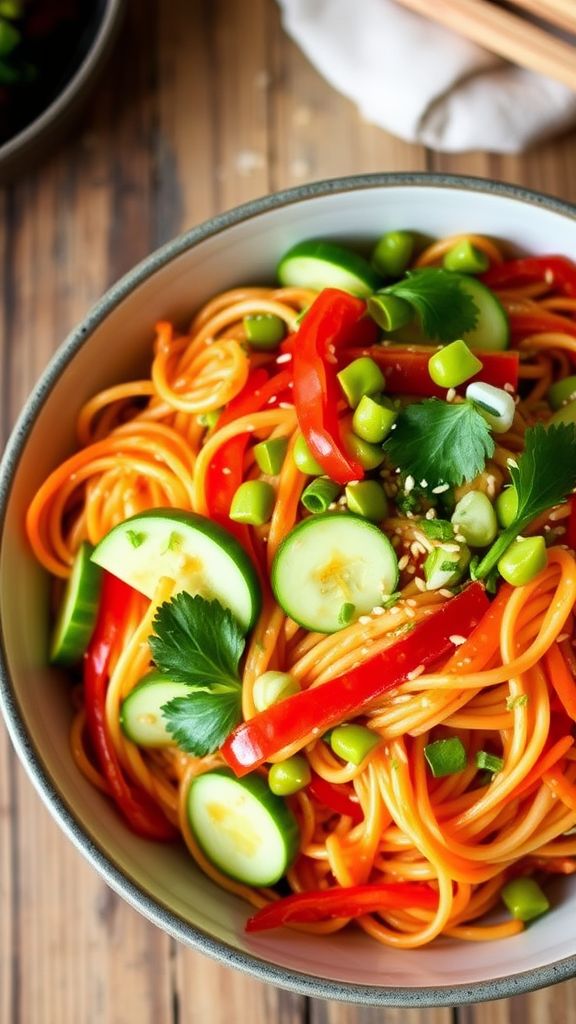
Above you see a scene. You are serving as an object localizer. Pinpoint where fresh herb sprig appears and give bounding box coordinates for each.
[149,593,245,756]
[475,423,576,579]
[383,268,479,342]
[384,398,494,488]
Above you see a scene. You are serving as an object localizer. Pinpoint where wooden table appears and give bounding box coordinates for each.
[2,1,576,1021]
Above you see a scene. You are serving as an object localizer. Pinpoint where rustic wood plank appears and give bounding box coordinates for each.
[311,1003,454,1024]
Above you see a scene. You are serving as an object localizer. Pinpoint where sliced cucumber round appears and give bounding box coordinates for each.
[120,672,191,747]
[271,513,399,633]
[92,509,261,631]
[460,276,510,351]
[187,769,299,886]
[51,542,102,665]
[277,239,380,297]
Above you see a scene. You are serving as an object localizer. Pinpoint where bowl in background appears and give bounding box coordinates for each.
[0,0,125,183]
[2,173,576,1007]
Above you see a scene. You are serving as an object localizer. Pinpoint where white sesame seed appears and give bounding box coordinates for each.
[406,565,416,575]
[454,533,466,544]
[405,475,415,493]
[278,401,293,409]
[557,633,570,643]
[503,383,515,393]
[439,589,453,598]
[405,606,416,617]
[420,479,428,488]
[276,352,292,364]
[222,467,232,475]
[425,508,437,520]
[440,543,460,553]
[449,634,466,646]
[432,483,450,494]
[414,577,426,591]
[545,269,555,284]
[390,606,401,615]
[398,554,410,570]
[358,615,371,625]
[406,664,425,680]
[446,388,457,403]
[405,598,417,607]
[550,508,569,522]
[507,458,518,470]
[372,606,385,616]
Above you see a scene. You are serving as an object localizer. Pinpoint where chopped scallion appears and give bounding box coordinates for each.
[424,737,467,778]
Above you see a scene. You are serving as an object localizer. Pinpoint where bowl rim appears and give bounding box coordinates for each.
[2,171,576,1007]
[0,0,126,167]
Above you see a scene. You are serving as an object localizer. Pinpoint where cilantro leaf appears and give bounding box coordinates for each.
[420,518,455,541]
[161,689,242,756]
[385,269,479,342]
[149,592,245,688]
[384,399,494,488]
[475,423,576,579]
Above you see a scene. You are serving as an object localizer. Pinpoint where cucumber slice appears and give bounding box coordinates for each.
[271,513,399,633]
[51,542,102,665]
[187,768,299,886]
[92,509,261,631]
[386,276,509,350]
[460,277,510,351]
[120,671,192,747]
[277,239,380,297]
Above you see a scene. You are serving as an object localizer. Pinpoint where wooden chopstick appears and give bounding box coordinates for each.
[508,0,576,38]
[394,0,576,92]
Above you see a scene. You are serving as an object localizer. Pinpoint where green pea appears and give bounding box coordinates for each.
[301,477,341,514]
[496,486,518,528]
[253,670,301,712]
[424,544,470,591]
[367,293,413,332]
[371,230,414,278]
[548,375,576,411]
[428,340,483,389]
[352,394,397,443]
[345,430,385,470]
[338,602,356,626]
[0,18,20,56]
[451,490,498,548]
[293,435,324,476]
[230,480,275,526]
[501,877,549,922]
[345,480,388,521]
[337,357,385,409]
[548,398,576,427]
[330,724,380,765]
[442,240,489,275]
[253,437,288,476]
[268,755,311,796]
[498,537,547,586]
[243,313,286,349]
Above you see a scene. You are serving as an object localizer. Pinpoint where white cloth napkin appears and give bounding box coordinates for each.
[278,0,576,153]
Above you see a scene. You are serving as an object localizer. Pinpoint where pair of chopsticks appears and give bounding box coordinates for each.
[394,0,576,92]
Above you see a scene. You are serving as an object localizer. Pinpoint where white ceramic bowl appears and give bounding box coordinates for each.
[2,174,576,1007]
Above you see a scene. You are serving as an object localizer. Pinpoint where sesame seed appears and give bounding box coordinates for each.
[276,352,292,364]
[446,388,457,403]
[440,543,460,553]
[454,533,466,544]
[398,555,410,570]
[507,458,518,470]
[550,508,569,522]
[557,633,570,643]
[390,606,401,615]
[405,606,416,617]
[425,508,437,520]
[372,606,385,616]
[503,382,515,393]
[222,467,232,475]
[358,615,371,625]
[278,401,293,409]
[439,589,453,598]
[431,483,450,494]
[406,565,416,574]
[406,664,425,681]
[405,475,415,493]
[420,479,428,488]
[545,269,555,284]
[449,634,466,646]
[405,598,417,607]
[414,577,426,591]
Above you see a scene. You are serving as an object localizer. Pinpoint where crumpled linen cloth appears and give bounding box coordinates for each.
[277,0,576,153]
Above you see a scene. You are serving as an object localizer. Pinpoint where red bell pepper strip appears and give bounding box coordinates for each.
[482,256,576,297]
[292,289,378,485]
[343,346,519,396]
[567,495,576,551]
[84,572,178,841]
[221,582,489,776]
[245,882,438,932]
[307,772,363,824]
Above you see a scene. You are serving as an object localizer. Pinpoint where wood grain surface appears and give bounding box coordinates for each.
[1,1,576,1021]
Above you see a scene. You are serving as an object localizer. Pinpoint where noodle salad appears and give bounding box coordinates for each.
[26,231,576,945]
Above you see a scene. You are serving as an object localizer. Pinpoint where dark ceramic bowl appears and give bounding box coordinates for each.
[2,174,576,1007]
[0,0,125,183]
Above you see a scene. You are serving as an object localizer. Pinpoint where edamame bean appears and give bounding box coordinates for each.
[268,756,311,796]
[345,480,388,521]
[330,724,379,765]
[293,435,324,475]
[451,490,498,548]
[442,240,489,274]
[352,394,397,443]
[428,340,483,389]
[498,536,547,586]
[337,357,385,409]
[371,230,414,278]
